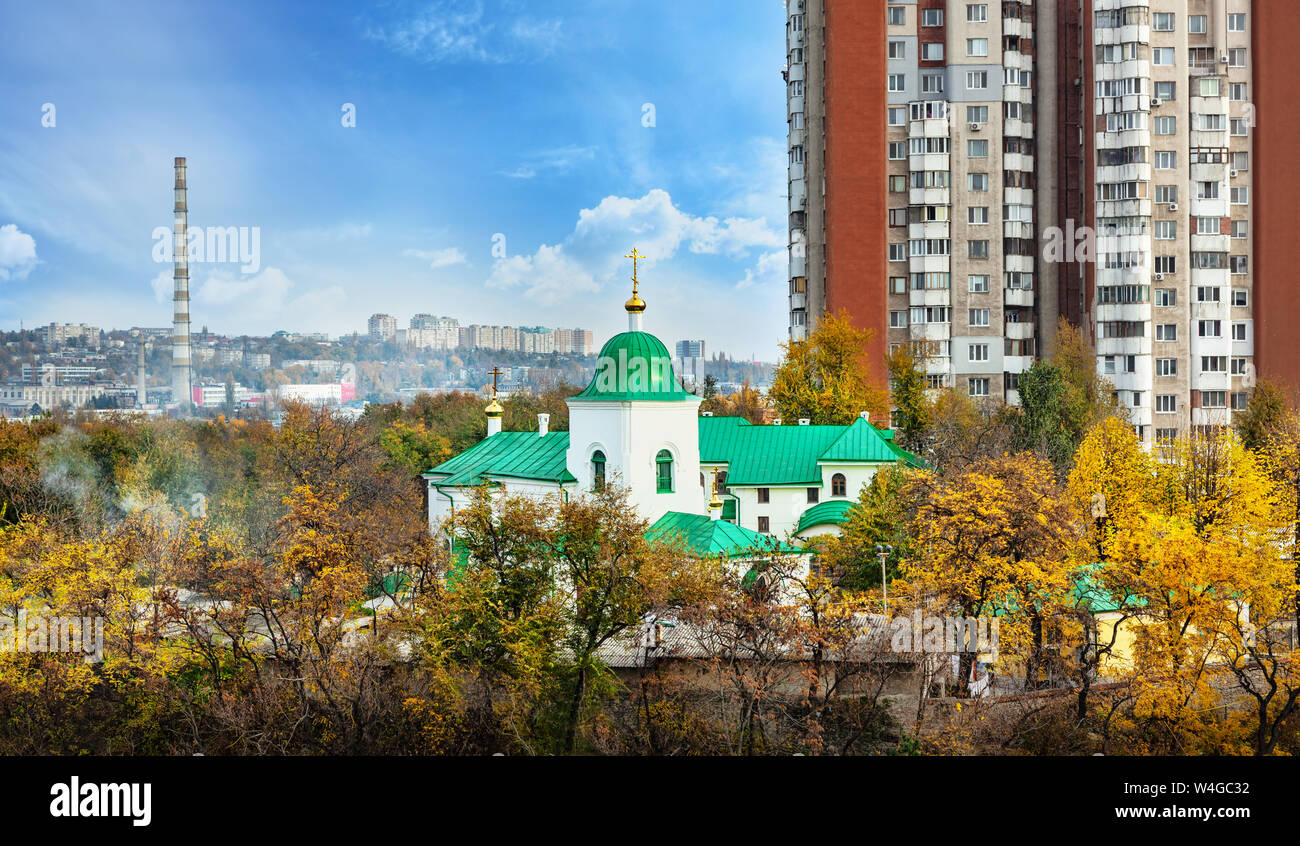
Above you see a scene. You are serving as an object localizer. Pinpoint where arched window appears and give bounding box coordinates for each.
[832,473,847,497]
[592,450,606,491]
[655,449,674,493]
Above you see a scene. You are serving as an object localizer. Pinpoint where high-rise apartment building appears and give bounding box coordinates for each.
[367,314,398,342]
[787,0,1300,441]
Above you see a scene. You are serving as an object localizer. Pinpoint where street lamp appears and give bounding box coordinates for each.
[875,543,894,610]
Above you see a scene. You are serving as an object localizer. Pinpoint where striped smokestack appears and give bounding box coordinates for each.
[172,157,192,411]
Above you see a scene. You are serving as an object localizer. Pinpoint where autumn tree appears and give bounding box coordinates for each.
[1236,378,1292,453]
[885,342,931,454]
[768,309,889,426]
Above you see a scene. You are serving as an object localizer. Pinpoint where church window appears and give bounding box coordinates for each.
[592,450,606,491]
[655,450,674,493]
[832,473,847,497]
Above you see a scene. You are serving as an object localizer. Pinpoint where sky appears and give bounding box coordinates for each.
[0,0,792,360]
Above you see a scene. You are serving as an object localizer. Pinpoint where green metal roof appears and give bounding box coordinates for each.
[698,416,920,486]
[795,500,855,534]
[647,511,802,558]
[571,331,693,402]
[426,431,577,485]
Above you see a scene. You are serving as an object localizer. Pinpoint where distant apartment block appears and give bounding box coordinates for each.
[367,314,398,342]
[38,322,101,349]
[675,339,706,359]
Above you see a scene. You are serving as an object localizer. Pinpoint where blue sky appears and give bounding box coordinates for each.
[0,0,791,360]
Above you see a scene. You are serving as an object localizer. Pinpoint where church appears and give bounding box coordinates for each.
[423,250,921,557]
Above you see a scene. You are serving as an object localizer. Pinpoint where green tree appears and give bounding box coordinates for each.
[1236,379,1292,453]
[885,343,931,453]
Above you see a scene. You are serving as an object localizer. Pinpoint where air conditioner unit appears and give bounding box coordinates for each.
[1169,203,1178,211]
[1151,98,1162,107]
[1220,55,1230,63]
[1230,169,1239,178]
[969,123,982,131]
[1156,273,1165,280]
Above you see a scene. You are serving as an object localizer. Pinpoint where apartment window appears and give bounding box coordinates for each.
[1228,13,1246,32]
[1231,323,1247,342]
[1202,391,1227,409]
[1155,81,1176,101]
[1154,151,1177,171]
[967,106,988,124]
[967,3,988,22]
[1231,392,1249,411]
[1232,358,1250,375]
[1231,186,1249,205]
[1232,289,1248,307]
[969,275,990,293]
[1153,47,1174,66]
[889,41,906,59]
[969,343,989,363]
[890,276,907,294]
[1156,395,1177,413]
[1230,83,1247,102]
[1154,12,1175,32]
[968,240,989,259]
[1198,181,1220,200]
[922,8,943,26]
[921,42,944,61]
[966,39,988,58]
[968,139,989,158]
[921,73,945,93]
[969,308,990,328]
[1155,220,1177,240]
[1156,323,1178,341]
[890,175,907,193]
[888,141,906,161]
[1197,286,1221,303]
[1103,356,1116,375]
[890,310,907,329]
[888,107,906,126]
[1231,255,1249,275]
[757,515,770,533]
[1189,15,1207,34]
[757,487,770,504]
[789,146,804,164]
[1155,289,1176,307]
[889,243,907,261]
[968,173,989,191]
[1131,392,1143,409]
[1154,116,1177,135]
[968,378,990,397]
[888,6,905,25]
[1199,78,1221,98]
[966,71,988,90]
[1155,256,1177,275]
[1155,358,1178,377]
[1230,152,1248,172]
[1229,48,1247,68]
[888,74,906,92]
[968,206,989,225]
[1199,320,1222,338]
[1195,217,1220,235]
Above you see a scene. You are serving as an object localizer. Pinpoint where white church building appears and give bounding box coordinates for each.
[423,255,921,555]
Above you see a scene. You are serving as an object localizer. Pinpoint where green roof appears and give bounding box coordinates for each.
[571,331,694,402]
[426,431,577,485]
[795,500,855,534]
[647,511,803,558]
[699,416,921,486]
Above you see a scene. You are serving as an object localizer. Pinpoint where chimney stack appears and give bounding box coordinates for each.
[172,157,192,412]
[136,342,147,409]
[537,413,550,436]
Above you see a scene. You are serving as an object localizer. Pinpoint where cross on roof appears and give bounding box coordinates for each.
[488,366,504,397]
[625,247,643,295]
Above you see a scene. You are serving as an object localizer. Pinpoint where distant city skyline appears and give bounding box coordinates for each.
[0,0,790,360]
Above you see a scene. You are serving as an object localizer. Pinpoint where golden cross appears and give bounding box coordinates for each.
[625,247,643,295]
[488,366,504,397]
[711,466,721,493]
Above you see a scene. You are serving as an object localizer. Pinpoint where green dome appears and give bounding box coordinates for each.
[573,331,693,401]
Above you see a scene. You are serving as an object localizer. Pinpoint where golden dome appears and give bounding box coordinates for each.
[708,489,724,511]
[625,292,647,313]
[485,398,504,417]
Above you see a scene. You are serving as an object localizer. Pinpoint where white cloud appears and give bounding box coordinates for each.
[0,224,38,281]
[149,270,171,302]
[500,144,597,179]
[365,1,562,65]
[485,189,783,305]
[735,249,786,290]
[403,246,468,268]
